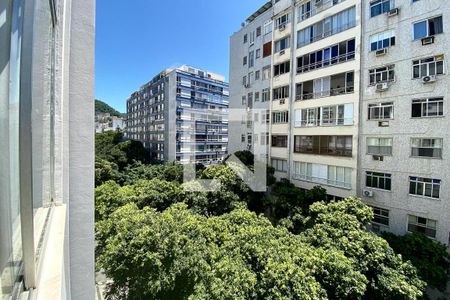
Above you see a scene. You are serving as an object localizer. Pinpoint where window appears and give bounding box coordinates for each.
[366,171,391,190]
[244,34,248,43]
[241,134,246,142]
[274,61,290,76]
[275,37,290,53]
[249,31,255,44]
[294,135,352,156]
[408,215,437,238]
[263,20,273,35]
[371,206,390,226]
[255,70,260,80]
[297,6,356,47]
[411,98,443,118]
[298,0,345,22]
[249,51,255,68]
[263,42,272,57]
[276,13,290,28]
[272,135,288,147]
[297,39,356,74]
[412,55,444,78]
[243,56,247,66]
[368,102,394,120]
[262,65,271,79]
[413,16,443,40]
[293,162,352,189]
[411,138,443,158]
[296,71,354,100]
[241,96,247,105]
[271,158,288,172]
[256,48,261,59]
[262,88,270,102]
[369,65,395,85]
[410,177,441,198]
[370,0,392,18]
[272,111,289,123]
[273,85,289,100]
[242,76,247,86]
[370,30,395,51]
[248,92,253,106]
[256,26,262,37]
[255,92,260,102]
[367,138,393,156]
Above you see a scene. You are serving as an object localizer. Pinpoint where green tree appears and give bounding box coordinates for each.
[304,197,426,299]
[382,232,450,292]
[95,158,121,187]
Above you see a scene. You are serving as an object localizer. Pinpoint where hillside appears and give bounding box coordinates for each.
[95,100,125,117]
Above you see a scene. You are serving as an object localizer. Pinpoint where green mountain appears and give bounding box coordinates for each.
[95,100,125,118]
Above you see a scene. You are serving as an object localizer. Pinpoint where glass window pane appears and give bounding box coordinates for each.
[414,21,427,40]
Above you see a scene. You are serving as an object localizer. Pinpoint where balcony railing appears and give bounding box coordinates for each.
[293,174,351,189]
[297,118,353,127]
[296,86,354,101]
[298,0,346,23]
[297,51,355,74]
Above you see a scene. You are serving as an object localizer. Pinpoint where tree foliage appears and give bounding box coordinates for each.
[382,232,450,292]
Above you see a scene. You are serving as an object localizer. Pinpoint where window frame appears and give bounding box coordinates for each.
[368,102,394,120]
[412,55,445,79]
[410,138,443,159]
[408,215,437,238]
[365,171,392,191]
[411,97,444,118]
[369,65,395,85]
[413,16,443,40]
[366,137,393,156]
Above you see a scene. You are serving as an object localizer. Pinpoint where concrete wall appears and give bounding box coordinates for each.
[359,0,450,245]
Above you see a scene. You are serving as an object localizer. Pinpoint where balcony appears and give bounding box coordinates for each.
[298,0,347,23]
[295,71,354,101]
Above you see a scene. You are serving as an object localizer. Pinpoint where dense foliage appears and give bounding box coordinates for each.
[383,232,450,292]
[95,133,433,299]
[95,99,125,117]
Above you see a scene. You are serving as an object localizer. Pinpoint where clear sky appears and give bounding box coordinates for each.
[95,0,268,113]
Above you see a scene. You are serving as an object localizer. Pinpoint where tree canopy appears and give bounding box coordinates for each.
[95,99,125,117]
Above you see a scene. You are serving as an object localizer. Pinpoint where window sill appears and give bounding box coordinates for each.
[408,194,440,201]
[409,155,442,160]
[365,187,392,193]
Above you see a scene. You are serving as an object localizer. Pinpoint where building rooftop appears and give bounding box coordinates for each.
[246,1,272,23]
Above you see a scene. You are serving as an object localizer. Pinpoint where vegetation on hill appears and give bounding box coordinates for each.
[95,99,125,117]
[94,131,450,299]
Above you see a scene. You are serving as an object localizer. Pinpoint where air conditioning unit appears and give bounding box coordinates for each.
[378,121,389,127]
[314,0,323,6]
[280,99,285,104]
[244,83,250,88]
[279,24,286,31]
[387,8,399,17]
[375,48,387,57]
[375,82,389,92]
[373,155,384,161]
[421,36,435,45]
[422,75,436,84]
[279,50,286,55]
[363,189,374,197]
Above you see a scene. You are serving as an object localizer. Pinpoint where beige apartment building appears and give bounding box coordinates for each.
[230,0,450,245]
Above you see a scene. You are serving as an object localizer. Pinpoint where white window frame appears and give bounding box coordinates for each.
[369,65,395,85]
[411,97,444,118]
[368,102,394,120]
[367,137,393,156]
[411,138,443,158]
[412,55,445,79]
[408,215,437,238]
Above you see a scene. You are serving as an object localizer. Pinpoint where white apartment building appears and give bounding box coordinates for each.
[359,0,450,245]
[230,0,450,245]
[230,0,362,200]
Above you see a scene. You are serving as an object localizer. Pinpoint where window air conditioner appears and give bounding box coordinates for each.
[372,155,384,161]
[375,48,387,57]
[280,99,285,104]
[422,75,436,84]
[244,83,250,88]
[314,0,323,6]
[421,36,435,45]
[387,8,399,17]
[375,82,389,92]
[378,121,389,127]
[363,189,374,197]
[279,50,286,55]
[279,24,286,31]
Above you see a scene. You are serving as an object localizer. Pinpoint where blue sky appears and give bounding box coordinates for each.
[95,0,267,113]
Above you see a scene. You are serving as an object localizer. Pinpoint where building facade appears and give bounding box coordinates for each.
[126,66,229,164]
[1,0,95,299]
[230,0,450,245]
[359,0,450,245]
[230,0,362,199]
[95,112,126,133]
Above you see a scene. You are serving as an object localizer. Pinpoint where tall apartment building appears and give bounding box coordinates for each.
[230,0,450,245]
[126,66,229,164]
[230,0,362,199]
[1,0,95,299]
[359,0,450,245]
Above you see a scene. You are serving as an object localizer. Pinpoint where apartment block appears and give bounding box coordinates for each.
[230,0,362,200]
[359,0,450,245]
[230,0,450,245]
[126,66,229,164]
[1,0,95,298]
